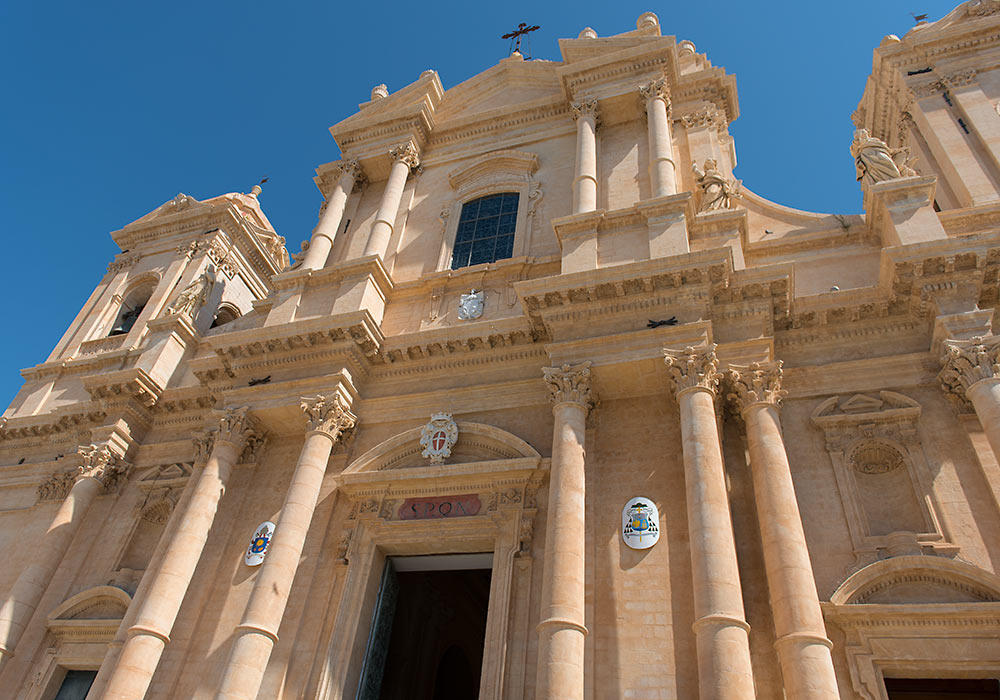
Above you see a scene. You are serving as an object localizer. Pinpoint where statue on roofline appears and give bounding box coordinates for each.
[851,128,917,187]
[691,159,741,212]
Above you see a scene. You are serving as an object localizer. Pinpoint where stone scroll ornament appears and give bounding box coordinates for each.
[420,413,458,464]
[622,497,660,549]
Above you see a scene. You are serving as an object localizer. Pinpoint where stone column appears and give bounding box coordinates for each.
[0,445,127,673]
[301,159,366,271]
[726,362,839,700]
[536,362,593,700]
[663,347,755,700]
[571,99,599,214]
[215,396,355,700]
[941,336,1000,463]
[640,78,677,198]
[102,408,262,700]
[362,141,419,259]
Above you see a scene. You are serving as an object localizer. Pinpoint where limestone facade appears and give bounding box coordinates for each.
[5,5,1000,699]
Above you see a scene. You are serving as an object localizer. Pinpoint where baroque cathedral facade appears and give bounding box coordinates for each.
[5,4,1000,699]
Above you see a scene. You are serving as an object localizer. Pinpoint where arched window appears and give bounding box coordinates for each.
[450,192,519,270]
[211,302,242,328]
[107,282,154,337]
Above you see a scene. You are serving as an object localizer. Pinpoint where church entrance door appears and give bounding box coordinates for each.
[356,554,493,700]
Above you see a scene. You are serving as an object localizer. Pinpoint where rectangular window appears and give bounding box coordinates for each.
[54,670,98,700]
[450,193,519,270]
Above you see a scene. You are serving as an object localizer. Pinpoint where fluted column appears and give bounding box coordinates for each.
[941,336,1000,463]
[536,362,593,700]
[571,99,599,214]
[215,396,355,700]
[663,346,754,700]
[727,363,839,700]
[0,445,128,673]
[102,408,262,700]
[640,78,676,198]
[363,141,419,259]
[301,159,366,270]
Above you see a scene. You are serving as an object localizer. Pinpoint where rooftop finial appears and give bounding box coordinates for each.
[637,12,659,30]
[371,84,389,100]
[502,22,540,59]
[250,176,268,199]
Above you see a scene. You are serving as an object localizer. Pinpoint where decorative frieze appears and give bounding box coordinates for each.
[678,105,727,132]
[726,361,786,411]
[37,471,76,502]
[542,361,595,409]
[106,256,139,274]
[911,69,978,98]
[663,345,720,396]
[301,395,356,442]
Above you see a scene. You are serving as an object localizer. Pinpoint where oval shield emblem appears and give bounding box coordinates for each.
[245,521,275,566]
[622,497,660,550]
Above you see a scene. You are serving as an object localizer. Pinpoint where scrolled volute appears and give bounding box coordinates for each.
[726,361,786,412]
[663,345,720,396]
[542,361,595,410]
[301,395,357,442]
[940,336,1000,397]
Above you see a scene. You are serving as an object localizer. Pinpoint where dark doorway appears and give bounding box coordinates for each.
[885,678,1000,699]
[53,669,97,700]
[357,556,492,700]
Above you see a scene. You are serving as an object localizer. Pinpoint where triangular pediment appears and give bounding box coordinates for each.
[435,59,563,124]
[124,193,214,228]
[812,391,921,422]
[138,462,192,483]
[839,394,885,414]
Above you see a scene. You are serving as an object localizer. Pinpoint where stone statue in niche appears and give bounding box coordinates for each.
[167,265,217,318]
[691,159,741,212]
[851,128,917,186]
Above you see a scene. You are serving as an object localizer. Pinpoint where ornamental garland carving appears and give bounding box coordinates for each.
[301,395,357,442]
[389,141,421,170]
[911,69,978,98]
[37,471,76,502]
[726,361,787,412]
[940,336,1000,398]
[638,78,671,111]
[663,345,721,396]
[542,361,595,409]
[678,105,727,133]
[570,98,600,126]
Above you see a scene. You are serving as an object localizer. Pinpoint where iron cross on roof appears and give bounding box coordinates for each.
[502,22,540,59]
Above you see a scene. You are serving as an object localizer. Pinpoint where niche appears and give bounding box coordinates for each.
[107,281,155,336]
[849,440,926,537]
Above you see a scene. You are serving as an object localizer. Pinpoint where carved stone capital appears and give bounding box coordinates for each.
[726,361,787,412]
[940,336,1000,398]
[389,141,420,170]
[337,158,368,188]
[542,362,595,410]
[192,430,214,465]
[77,444,130,490]
[571,98,600,126]
[639,78,671,111]
[37,471,76,502]
[301,395,357,442]
[663,345,720,397]
[214,407,263,450]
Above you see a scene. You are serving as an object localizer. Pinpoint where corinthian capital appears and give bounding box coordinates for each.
[389,141,420,170]
[726,361,786,412]
[571,98,600,125]
[337,158,368,187]
[214,407,263,449]
[940,336,1000,397]
[301,395,357,442]
[663,345,720,396]
[639,77,671,110]
[77,443,131,491]
[543,362,595,409]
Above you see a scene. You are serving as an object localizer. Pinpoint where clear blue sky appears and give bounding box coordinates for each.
[0,0,961,410]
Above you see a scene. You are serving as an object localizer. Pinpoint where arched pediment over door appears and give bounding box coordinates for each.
[823,557,1000,700]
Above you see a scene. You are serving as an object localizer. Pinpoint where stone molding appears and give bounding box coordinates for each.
[301,394,357,442]
[389,141,420,170]
[726,361,786,412]
[542,361,595,409]
[939,335,1000,397]
[663,344,720,396]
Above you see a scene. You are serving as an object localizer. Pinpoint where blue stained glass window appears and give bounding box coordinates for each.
[450,193,520,270]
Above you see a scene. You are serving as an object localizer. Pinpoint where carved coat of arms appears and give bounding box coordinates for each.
[420,413,458,464]
[458,289,485,320]
[622,497,660,549]
[245,521,275,566]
